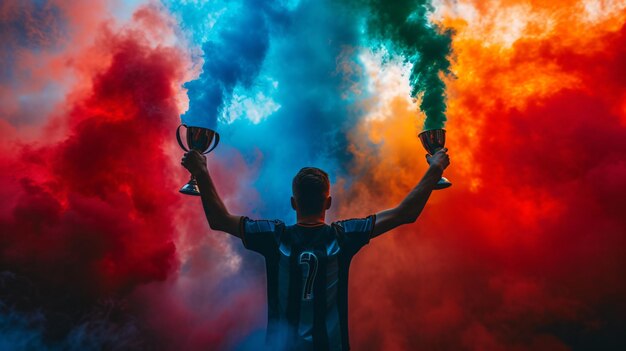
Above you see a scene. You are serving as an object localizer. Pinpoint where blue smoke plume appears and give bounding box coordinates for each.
[176,0,289,131]
[170,0,368,223]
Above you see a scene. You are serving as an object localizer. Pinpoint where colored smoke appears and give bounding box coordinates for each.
[340,2,626,349]
[178,0,287,130]
[1,1,625,350]
[356,0,454,130]
[0,2,185,348]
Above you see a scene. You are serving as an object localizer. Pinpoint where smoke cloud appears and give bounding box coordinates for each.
[0,3,186,348]
[178,0,287,130]
[341,2,626,349]
[1,1,625,350]
[354,0,454,130]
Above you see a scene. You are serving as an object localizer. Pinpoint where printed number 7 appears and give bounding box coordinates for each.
[299,252,318,300]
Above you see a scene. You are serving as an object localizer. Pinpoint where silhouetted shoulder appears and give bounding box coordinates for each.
[332,215,376,256]
[333,215,376,233]
[241,217,285,256]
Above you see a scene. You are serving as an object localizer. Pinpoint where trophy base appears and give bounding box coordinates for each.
[434,177,452,190]
[179,178,201,196]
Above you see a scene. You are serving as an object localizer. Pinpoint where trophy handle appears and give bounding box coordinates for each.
[203,132,220,154]
[176,124,189,152]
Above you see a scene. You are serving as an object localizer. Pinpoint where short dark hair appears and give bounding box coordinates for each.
[292,167,330,216]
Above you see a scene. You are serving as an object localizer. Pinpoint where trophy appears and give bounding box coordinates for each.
[418,128,452,190]
[176,124,220,196]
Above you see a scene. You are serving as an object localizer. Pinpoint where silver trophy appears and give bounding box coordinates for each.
[176,124,220,196]
[418,128,452,190]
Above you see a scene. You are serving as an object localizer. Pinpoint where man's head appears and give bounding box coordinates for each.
[291,167,331,217]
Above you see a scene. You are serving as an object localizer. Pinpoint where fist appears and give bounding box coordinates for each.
[181,150,207,176]
[426,148,450,171]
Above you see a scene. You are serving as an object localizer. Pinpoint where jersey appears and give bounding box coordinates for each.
[240,215,376,351]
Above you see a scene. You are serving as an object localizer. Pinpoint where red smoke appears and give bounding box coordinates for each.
[344,7,626,351]
[1,3,265,348]
[0,7,185,300]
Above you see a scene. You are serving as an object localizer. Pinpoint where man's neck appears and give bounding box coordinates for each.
[296,213,326,225]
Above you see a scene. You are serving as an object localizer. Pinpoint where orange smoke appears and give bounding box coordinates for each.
[343,1,626,350]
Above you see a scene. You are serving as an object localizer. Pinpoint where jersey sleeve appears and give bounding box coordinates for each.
[333,214,376,256]
[240,217,284,256]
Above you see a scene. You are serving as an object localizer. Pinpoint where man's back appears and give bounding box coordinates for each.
[242,216,376,351]
[181,153,449,349]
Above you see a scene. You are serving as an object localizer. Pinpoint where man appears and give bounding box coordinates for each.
[181,147,450,350]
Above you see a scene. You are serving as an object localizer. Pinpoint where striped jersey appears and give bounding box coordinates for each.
[241,215,376,351]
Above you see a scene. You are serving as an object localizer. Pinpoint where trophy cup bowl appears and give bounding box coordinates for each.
[176,124,220,196]
[418,128,452,190]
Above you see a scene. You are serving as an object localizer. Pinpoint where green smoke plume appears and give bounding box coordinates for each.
[356,0,454,130]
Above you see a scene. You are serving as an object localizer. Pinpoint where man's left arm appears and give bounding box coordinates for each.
[371,148,450,238]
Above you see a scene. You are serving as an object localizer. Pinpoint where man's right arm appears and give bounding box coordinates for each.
[371,148,450,238]
[182,150,242,238]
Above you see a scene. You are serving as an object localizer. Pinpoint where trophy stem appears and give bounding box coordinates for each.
[179,175,201,196]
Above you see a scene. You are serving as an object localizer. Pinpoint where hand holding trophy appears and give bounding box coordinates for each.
[418,128,452,190]
[176,124,220,196]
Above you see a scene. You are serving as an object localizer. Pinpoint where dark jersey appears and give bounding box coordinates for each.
[240,215,376,351]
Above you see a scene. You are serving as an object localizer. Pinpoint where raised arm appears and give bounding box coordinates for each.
[371,148,450,238]
[181,150,242,238]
